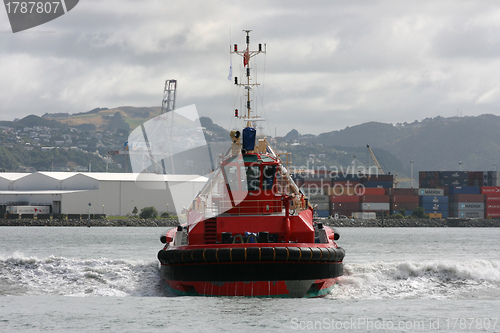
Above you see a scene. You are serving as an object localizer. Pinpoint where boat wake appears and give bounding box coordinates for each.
[331,259,500,300]
[0,253,169,297]
[2,253,499,299]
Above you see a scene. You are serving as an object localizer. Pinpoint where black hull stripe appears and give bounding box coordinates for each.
[161,262,344,282]
[158,247,345,265]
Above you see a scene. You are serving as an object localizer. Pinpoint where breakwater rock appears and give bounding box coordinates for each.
[323,218,500,228]
[0,218,179,227]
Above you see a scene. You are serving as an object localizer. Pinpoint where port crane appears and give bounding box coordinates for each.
[107,79,178,172]
[366,144,385,175]
[366,144,413,188]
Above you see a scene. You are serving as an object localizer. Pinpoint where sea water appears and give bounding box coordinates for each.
[1,227,499,332]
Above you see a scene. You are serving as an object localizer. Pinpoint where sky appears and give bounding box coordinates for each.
[1,0,500,136]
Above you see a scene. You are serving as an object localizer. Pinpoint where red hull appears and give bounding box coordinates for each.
[163,277,339,298]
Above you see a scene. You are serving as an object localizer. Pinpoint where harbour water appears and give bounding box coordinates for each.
[1,227,499,332]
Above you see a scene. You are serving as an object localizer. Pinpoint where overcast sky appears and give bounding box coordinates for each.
[1,0,500,136]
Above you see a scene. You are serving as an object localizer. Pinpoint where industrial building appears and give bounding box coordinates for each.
[0,172,207,217]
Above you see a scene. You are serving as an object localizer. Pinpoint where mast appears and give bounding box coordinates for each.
[230,30,266,127]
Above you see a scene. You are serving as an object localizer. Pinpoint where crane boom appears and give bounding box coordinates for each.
[367,145,385,175]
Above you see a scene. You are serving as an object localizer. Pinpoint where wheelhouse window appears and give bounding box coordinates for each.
[262,165,276,190]
[245,165,260,191]
[224,165,239,191]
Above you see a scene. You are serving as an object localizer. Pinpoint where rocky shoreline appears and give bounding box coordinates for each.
[1,217,500,227]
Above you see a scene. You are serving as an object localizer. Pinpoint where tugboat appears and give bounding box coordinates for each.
[158,30,344,297]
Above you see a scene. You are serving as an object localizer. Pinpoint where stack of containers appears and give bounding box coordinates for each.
[328,173,362,217]
[309,194,330,218]
[449,186,484,218]
[388,188,418,215]
[361,174,394,188]
[419,171,469,188]
[359,193,390,217]
[481,186,500,218]
[441,171,468,187]
[300,177,331,196]
[419,188,449,218]
[468,171,484,186]
[419,171,440,188]
[329,195,360,218]
[484,171,500,186]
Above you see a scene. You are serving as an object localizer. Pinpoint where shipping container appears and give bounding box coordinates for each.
[456,211,484,219]
[330,210,357,218]
[327,186,358,196]
[438,211,449,218]
[442,179,468,187]
[360,195,390,203]
[450,194,484,202]
[422,202,449,211]
[352,212,376,219]
[486,211,500,218]
[388,188,417,196]
[480,186,500,194]
[418,188,444,196]
[454,202,484,211]
[391,202,419,211]
[313,210,330,218]
[485,195,500,202]
[359,188,386,196]
[307,194,329,203]
[448,186,480,195]
[361,202,390,211]
[420,195,449,203]
[302,179,332,187]
[7,206,50,214]
[442,171,468,178]
[302,187,324,196]
[329,195,360,203]
[486,203,500,210]
[428,213,442,219]
[363,181,393,188]
[331,202,360,211]
[312,202,330,210]
[424,209,449,218]
[390,195,419,203]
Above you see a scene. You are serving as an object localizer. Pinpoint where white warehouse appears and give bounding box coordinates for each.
[0,172,207,216]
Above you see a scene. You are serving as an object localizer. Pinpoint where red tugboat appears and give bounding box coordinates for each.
[158,30,344,297]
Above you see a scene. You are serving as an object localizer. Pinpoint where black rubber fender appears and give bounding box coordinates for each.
[231,248,246,262]
[310,247,323,261]
[182,250,193,263]
[174,250,184,263]
[204,248,218,263]
[260,247,275,261]
[191,249,205,263]
[217,248,231,263]
[287,247,301,262]
[327,247,338,262]
[274,247,288,261]
[335,247,346,262]
[246,247,261,262]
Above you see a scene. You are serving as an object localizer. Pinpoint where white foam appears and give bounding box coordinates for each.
[330,259,500,300]
[0,254,166,297]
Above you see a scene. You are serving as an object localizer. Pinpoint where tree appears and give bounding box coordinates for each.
[412,207,425,218]
[132,206,138,216]
[139,206,158,219]
[398,208,406,217]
